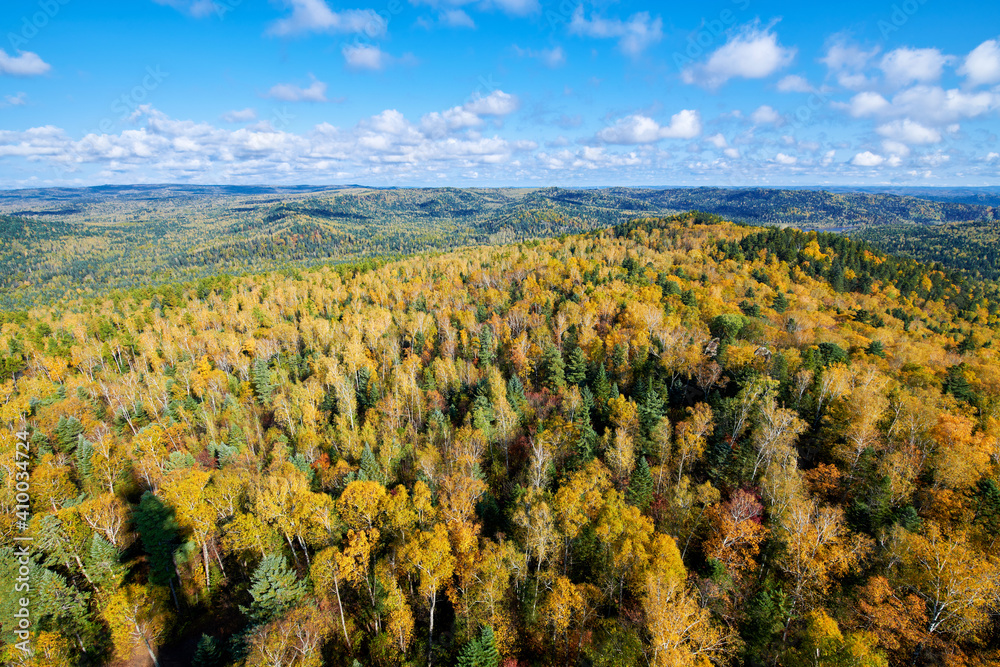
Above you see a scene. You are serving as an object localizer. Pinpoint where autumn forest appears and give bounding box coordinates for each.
[3,208,1000,667]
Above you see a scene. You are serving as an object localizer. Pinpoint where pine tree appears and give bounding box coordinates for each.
[565,345,588,386]
[241,554,306,625]
[54,416,84,454]
[773,292,789,314]
[627,457,654,510]
[192,634,224,667]
[457,625,501,667]
[134,492,179,589]
[592,364,610,406]
[250,358,274,405]
[76,435,94,485]
[538,345,566,391]
[479,326,496,367]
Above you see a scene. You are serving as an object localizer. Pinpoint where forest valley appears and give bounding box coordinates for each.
[2,212,1000,667]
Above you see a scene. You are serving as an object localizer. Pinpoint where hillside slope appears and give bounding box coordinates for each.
[2,213,999,666]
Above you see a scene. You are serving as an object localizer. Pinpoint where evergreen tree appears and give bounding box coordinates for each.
[241,554,306,625]
[538,345,566,391]
[773,292,789,314]
[592,364,610,407]
[457,625,501,667]
[54,416,84,454]
[478,326,496,366]
[134,492,179,589]
[76,435,94,485]
[250,358,274,405]
[565,344,588,386]
[627,457,654,510]
[192,634,225,667]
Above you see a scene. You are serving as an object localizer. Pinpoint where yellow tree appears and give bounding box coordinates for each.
[644,534,733,667]
[890,522,1000,638]
[161,468,215,588]
[402,522,455,667]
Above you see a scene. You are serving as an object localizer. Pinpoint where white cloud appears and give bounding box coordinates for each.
[876,119,941,145]
[889,85,999,123]
[881,141,910,156]
[266,76,329,102]
[221,108,258,123]
[343,44,392,71]
[774,153,797,165]
[568,7,663,57]
[440,9,475,28]
[821,38,878,90]
[1,92,27,107]
[958,39,1000,87]
[750,105,782,125]
[880,47,951,87]
[706,133,728,149]
[597,110,701,144]
[681,23,795,89]
[268,0,387,38]
[851,151,885,167]
[464,90,520,116]
[513,45,565,68]
[844,91,890,117]
[776,75,813,93]
[0,49,51,77]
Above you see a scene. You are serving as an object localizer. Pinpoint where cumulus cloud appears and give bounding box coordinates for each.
[266,75,329,102]
[750,105,782,125]
[465,90,520,116]
[440,9,475,28]
[597,110,701,144]
[706,133,728,149]
[959,39,1000,87]
[342,45,416,71]
[568,7,663,57]
[221,108,258,123]
[821,38,879,90]
[876,119,941,145]
[0,49,51,77]
[844,91,890,117]
[774,153,797,165]
[776,75,813,93]
[851,151,885,166]
[880,47,951,87]
[681,23,795,89]
[268,0,387,37]
[513,45,565,68]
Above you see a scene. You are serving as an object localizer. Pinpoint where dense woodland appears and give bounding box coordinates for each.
[3,212,1000,666]
[855,221,1000,282]
[3,186,996,309]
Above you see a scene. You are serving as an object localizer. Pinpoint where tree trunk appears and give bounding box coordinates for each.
[428,591,437,667]
[333,567,352,650]
[202,541,211,589]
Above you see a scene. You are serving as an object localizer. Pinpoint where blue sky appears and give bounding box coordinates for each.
[0,0,998,187]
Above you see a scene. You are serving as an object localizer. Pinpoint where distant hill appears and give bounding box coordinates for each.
[1,184,996,308]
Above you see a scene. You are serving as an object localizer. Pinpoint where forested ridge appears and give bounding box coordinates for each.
[3,212,1000,666]
[2,185,996,310]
